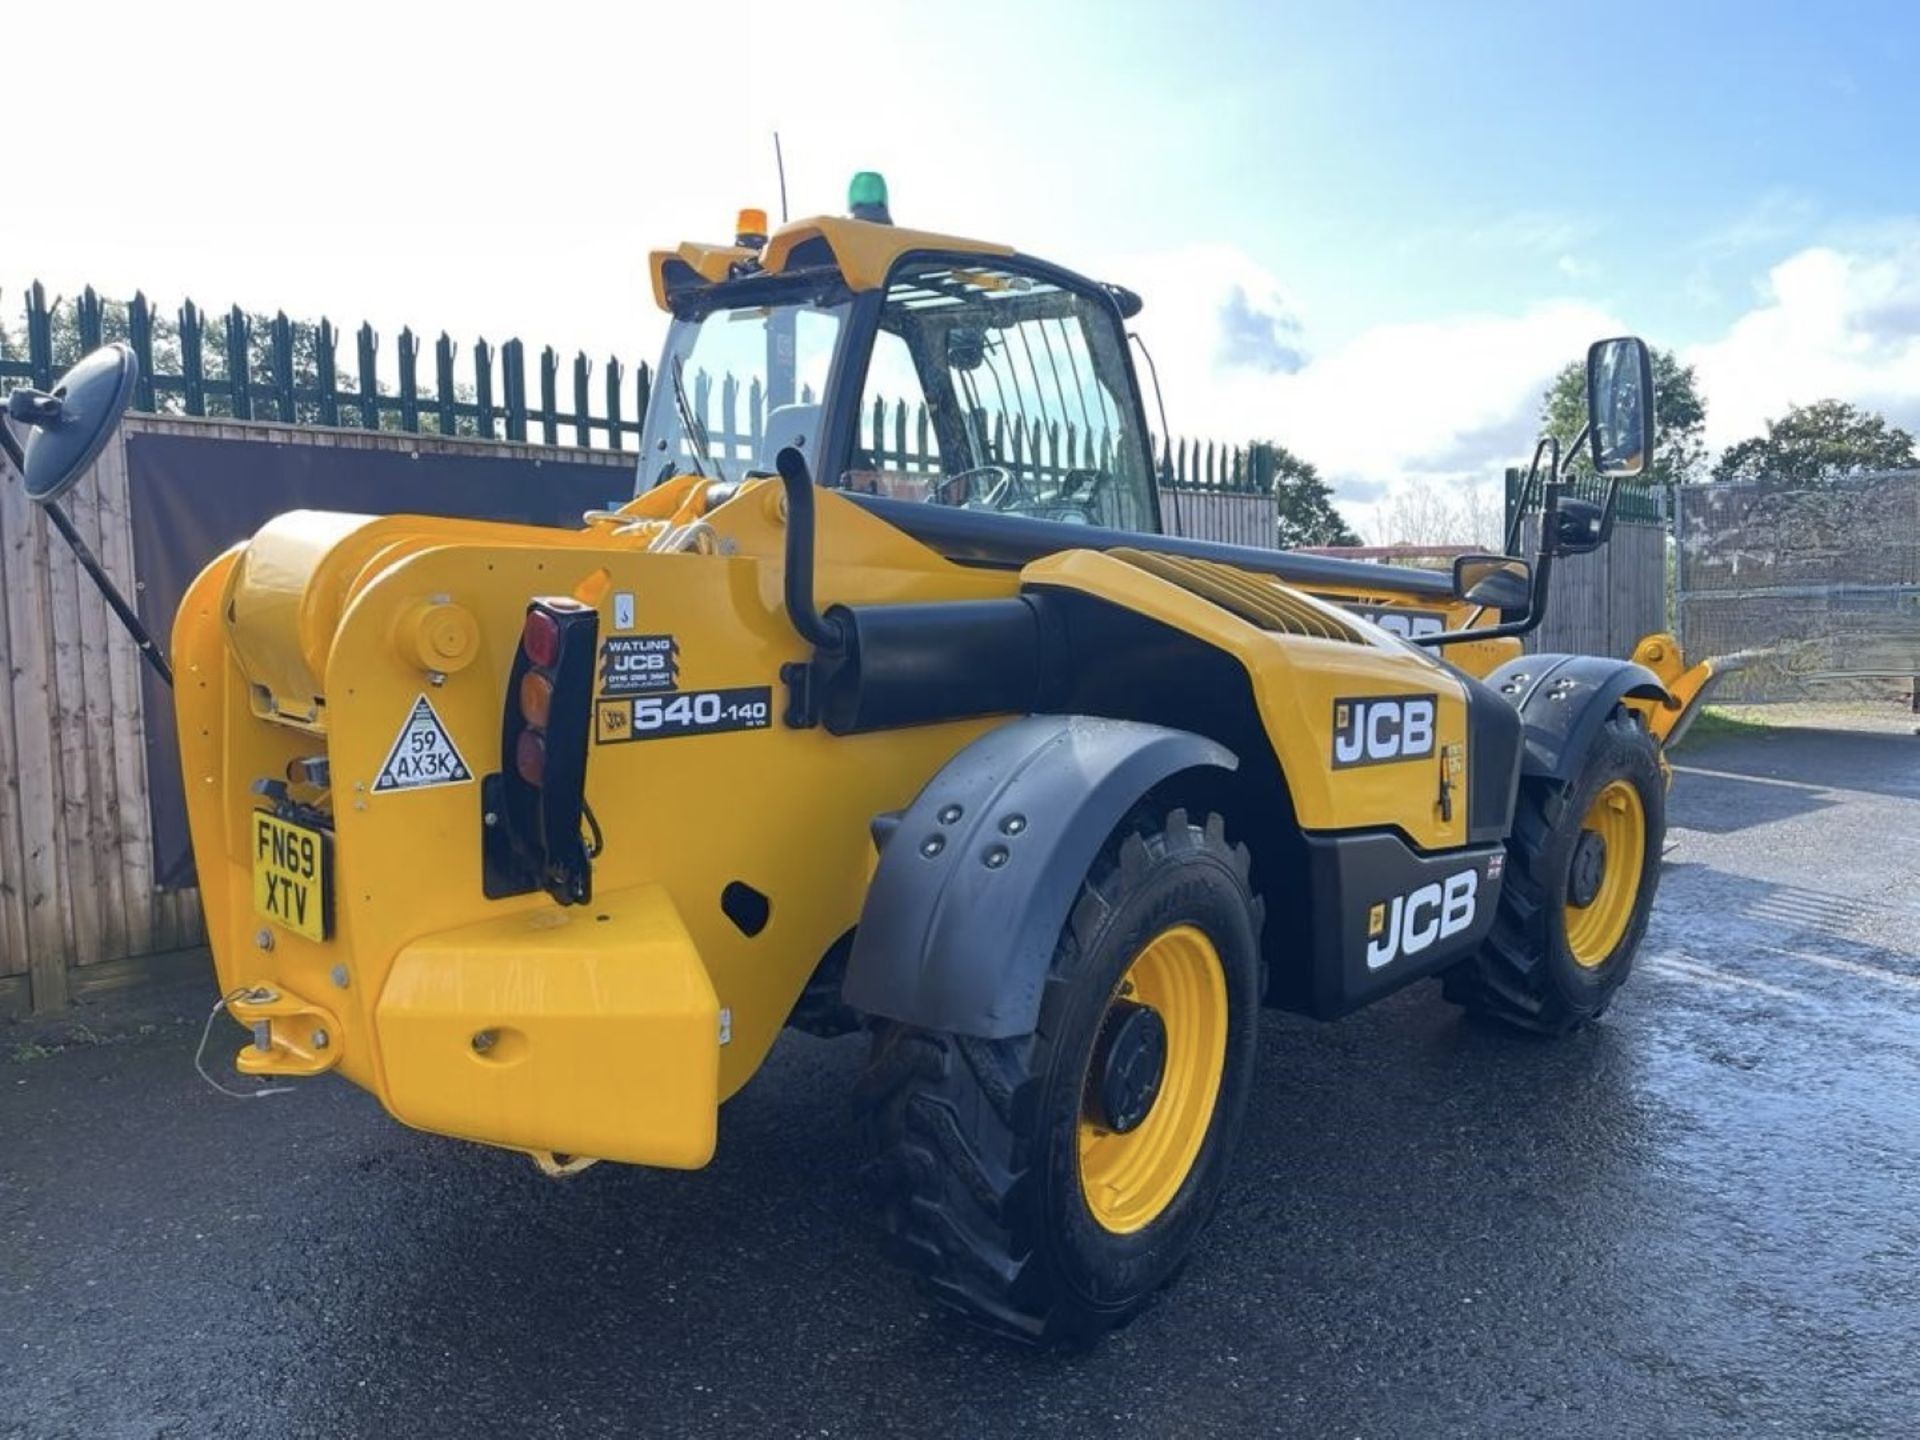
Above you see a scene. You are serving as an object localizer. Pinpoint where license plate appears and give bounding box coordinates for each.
[252,811,331,942]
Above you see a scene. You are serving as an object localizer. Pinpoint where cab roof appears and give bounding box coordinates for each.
[648,214,1015,312]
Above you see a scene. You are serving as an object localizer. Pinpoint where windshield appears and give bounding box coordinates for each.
[841,261,1157,530]
[636,297,850,488]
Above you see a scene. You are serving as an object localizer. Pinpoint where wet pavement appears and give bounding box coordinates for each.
[3,720,1918,1437]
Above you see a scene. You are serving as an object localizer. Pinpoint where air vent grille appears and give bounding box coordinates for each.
[1110,548,1367,643]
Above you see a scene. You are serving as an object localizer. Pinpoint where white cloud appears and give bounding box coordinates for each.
[1119,229,1920,542]
[1110,245,1618,539]
[1688,236,1920,451]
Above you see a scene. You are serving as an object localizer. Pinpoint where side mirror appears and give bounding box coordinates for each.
[1453,553,1534,610]
[1552,496,1606,556]
[1586,336,1654,478]
[1,343,140,505]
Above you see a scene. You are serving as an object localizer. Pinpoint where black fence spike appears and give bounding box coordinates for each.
[26,281,53,389]
[605,355,624,451]
[316,318,339,428]
[225,306,252,421]
[397,327,420,433]
[474,338,496,440]
[128,292,156,411]
[572,350,591,448]
[270,312,296,423]
[434,332,458,436]
[356,322,379,430]
[502,337,527,442]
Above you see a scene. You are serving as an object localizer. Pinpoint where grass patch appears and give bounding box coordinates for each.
[1673,705,1774,750]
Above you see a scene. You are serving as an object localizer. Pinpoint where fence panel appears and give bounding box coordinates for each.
[1677,472,1920,700]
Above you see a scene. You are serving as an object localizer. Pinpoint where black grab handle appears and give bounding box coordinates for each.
[773,445,847,653]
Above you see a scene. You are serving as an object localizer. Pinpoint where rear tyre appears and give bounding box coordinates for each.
[1443,707,1663,1035]
[855,808,1262,1345]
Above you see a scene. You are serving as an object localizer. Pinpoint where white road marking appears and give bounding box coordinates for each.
[1648,953,1809,1002]
[1670,764,1833,793]
[1746,940,1920,994]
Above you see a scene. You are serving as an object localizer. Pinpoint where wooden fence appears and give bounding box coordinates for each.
[1518,517,1670,658]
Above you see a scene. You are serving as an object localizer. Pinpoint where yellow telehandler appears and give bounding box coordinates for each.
[3,173,1718,1343]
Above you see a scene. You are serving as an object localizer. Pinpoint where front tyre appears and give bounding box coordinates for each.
[855,809,1262,1345]
[1444,707,1664,1035]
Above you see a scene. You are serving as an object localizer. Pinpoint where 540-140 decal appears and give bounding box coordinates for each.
[596,686,772,744]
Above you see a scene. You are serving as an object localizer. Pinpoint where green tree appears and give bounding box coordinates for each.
[1540,347,1707,486]
[1710,399,1919,484]
[1249,440,1361,547]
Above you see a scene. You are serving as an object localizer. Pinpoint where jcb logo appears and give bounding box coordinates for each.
[1347,606,1446,640]
[1332,694,1436,768]
[1365,868,1478,971]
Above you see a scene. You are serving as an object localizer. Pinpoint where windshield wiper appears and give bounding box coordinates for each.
[670,354,729,484]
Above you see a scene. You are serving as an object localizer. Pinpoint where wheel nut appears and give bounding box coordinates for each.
[983,845,1010,869]
[471,1029,498,1054]
[920,835,945,858]
[999,813,1027,835]
[937,804,964,825]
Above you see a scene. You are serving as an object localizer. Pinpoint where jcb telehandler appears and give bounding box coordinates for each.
[3,174,1719,1344]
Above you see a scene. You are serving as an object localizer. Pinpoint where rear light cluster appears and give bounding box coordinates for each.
[490,597,599,905]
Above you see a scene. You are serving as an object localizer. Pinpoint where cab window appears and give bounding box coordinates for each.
[841,261,1156,530]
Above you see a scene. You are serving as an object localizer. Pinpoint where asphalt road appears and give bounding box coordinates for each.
[4,719,1918,1438]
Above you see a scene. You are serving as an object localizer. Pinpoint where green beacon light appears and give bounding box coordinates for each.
[848,171,892,225]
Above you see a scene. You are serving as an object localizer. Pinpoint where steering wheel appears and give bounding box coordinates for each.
[929,464,1018,510]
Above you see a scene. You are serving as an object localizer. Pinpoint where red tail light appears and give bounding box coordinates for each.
[486,597,598,905]
[521,610,561,669]
[514,729,547,785]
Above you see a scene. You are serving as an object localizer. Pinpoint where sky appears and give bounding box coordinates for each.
[10,0,1920,537]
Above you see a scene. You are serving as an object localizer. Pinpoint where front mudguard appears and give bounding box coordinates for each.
[1485,654,1670,785]
[842,715,1236,1040]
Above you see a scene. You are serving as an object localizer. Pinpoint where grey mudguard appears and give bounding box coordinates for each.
[842,715,1237,1039]
[1485,653,1669,783]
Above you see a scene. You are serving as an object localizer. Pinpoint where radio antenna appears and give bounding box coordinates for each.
[773,132,789,223]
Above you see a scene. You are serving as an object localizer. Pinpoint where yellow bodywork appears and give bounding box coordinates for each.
[649,214,1015,309]
[1625,631,1716,746]
[175,475,1503,1169]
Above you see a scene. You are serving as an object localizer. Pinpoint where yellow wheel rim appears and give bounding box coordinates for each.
[1077,925,1228,1235]
[1563,779,1646,968]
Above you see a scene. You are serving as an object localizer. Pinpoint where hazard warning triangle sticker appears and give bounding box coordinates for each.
[372,694,473,793]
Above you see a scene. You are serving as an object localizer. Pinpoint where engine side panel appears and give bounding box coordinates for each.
[1021,549,1478,852]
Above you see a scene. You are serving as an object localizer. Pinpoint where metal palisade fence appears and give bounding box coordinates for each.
[3,280,1310,495]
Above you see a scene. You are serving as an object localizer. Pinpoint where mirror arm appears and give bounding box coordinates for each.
[1412,481,1561,648]
[38,497,174,687]
[1503,435,1560,557]
[1557,420,1590,480]
[1597,467,1624,544]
